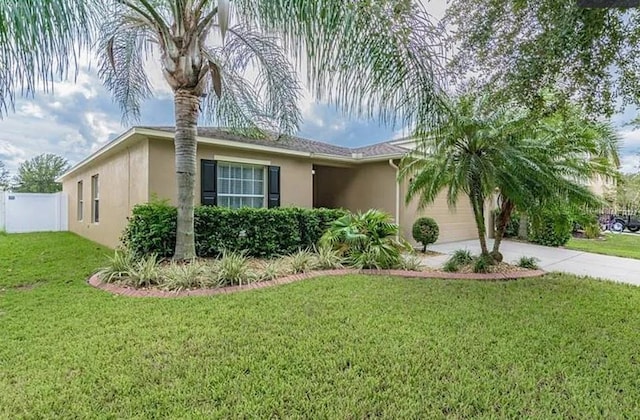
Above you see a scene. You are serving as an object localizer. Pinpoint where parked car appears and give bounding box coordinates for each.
[599,214,640,233]
[599,214,626,233]
[621,215,640,233]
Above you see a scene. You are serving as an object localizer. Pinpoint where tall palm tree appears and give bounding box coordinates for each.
[0,1,94,116]
[97,0,444,260]
[400,94,619,261]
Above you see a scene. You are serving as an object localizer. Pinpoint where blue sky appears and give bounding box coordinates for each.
[0,0,638,174]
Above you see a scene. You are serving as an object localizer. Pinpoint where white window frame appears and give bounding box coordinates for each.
[77,180,83,221]
[91,174,99,223]
[216,161,266,209]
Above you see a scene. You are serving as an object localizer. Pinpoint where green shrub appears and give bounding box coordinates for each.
[99,249,136,283]
[517,256,540,270]
[450,249,473,266]
[442,249,474,273]
[412,217,439,252]
[161,260,209,291]
[473,254,492,274]
[320,209,411,269]
[122,203,347,259]
[529,209,572,247]
[216,251,255,286]
[399,253,424,271]
[257,259,291,282]
[287,249,320,274]
[127,254,161,288]
[442,259,460,272]
[314,245,344,270]
[584,223,601,239]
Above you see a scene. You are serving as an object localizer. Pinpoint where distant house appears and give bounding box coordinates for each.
[57,127,479,248]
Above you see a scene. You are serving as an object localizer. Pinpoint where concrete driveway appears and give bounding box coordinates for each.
[423,239,640,286]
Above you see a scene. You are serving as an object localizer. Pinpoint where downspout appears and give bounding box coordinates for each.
[388,159,400,239]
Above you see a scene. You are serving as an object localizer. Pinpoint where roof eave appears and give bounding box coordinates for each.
[56,127,408,183]
[55,127,140,182]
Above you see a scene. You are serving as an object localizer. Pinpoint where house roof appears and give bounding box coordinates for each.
[57,126,408,181]
[144,126,408,158]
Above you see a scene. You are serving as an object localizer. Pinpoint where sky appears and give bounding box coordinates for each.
[0,0,639,175]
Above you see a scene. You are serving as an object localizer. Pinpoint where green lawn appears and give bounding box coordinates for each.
[3,233,640,417]
[566,233,640,260]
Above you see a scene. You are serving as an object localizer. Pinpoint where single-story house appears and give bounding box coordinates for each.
[57,126,481,249]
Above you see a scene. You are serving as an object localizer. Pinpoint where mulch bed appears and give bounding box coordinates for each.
[88,268,547,299]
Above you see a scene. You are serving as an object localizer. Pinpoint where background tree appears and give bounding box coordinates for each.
[609,172,640,213]
[444,1,640,116]
[98,0,445,260]
[13,154,69,193]
[0,161,10,190]
[400,93,618,262]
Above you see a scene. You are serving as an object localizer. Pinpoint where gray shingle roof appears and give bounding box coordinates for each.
[141,126,406,159]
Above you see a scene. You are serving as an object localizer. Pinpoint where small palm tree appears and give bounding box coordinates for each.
[400,93,618,261]
[97,0,445,260]
[320,209,411,269]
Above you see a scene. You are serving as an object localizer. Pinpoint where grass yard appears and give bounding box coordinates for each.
[2,233,640,417]
[566,232,640,260]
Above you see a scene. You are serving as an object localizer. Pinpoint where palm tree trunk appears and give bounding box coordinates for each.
[492,198,515,256]
[173,89,200,260]
[469,189,489,256]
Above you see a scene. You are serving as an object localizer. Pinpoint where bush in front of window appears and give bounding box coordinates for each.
[122,202,348,258]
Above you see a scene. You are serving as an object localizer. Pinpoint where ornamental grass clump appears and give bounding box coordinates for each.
[216,250,256,286]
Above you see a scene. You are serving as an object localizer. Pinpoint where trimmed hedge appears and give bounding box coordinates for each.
[122,202,347,258]
[529,210,572,247]
[412,217,439,252]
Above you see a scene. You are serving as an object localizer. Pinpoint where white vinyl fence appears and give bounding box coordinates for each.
[0,191,68,233]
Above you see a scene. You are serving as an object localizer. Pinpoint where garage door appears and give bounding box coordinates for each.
[401,190,480,244]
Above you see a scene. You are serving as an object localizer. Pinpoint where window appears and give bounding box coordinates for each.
[91,175,99,223]
[77,181,83,221]
[217,162,265,208]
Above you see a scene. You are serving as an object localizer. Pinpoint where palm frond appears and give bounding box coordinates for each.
[201,26,301,134]
[234,0,446,133]
[0,0,95,116]
[97,13,154,123]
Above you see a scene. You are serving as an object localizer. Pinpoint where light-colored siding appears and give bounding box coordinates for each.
[400,180,478,244]
[62,136,149,248]
[148,138,314,207]
[314,162,396,215]
[315,161,478,244]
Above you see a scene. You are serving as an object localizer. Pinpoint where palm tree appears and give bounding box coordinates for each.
[0,1,94,116]
[400,94,619,261]
[97,0,445,260]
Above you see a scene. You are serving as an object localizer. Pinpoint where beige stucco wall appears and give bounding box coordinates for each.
[314,162,396,215]
[400,184,479,245]
[62,136,149,248]
[315,161,478,244]
[147,138,313,207]
[589,174,615,198]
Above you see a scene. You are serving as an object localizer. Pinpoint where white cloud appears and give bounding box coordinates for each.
[84,112,122,145]
[18,103,46,119]
[52,72,99,99]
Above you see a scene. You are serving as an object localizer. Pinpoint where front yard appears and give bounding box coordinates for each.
[566,232,640,260]
[2,232,640,417]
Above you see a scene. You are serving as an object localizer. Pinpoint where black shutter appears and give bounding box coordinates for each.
[201,159,217,206]
[267,165,280,208]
